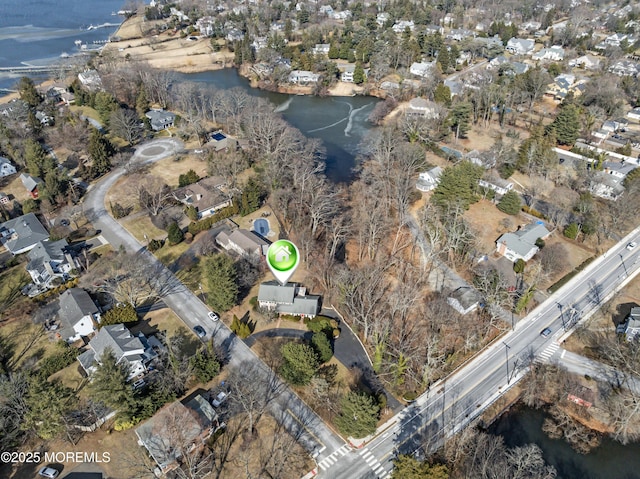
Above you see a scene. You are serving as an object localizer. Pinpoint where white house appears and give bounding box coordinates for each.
[407,97,438,118]
[392,20,415,33]
[505,37,535,55]
[77,69,103,90]
[569,54,601,70]
[77,323,160,381]
[627,107,640,121]
[216,229,268,256]
[409,61,435,78]
[376,12,390,26]
[25,239,78,294]
[288,70,320,84]
[532,45,565,61]
[447,286,481,315]
[479,176,514,196]
[312,43,330,55]
[496,223,551,262]
[57,288,100,343]
[257,281,320,318]
[416,166,443,192]
[0,157,17,177]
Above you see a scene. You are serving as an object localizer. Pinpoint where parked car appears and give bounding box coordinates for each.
[208,311,219,322]
[540,327,552,338]
[627,241,637,251]
[38,467,60,479]
[193,325,206,338]
[212,391,228,407]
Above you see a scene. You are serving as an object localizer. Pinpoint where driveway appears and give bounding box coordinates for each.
[244,308,403,413]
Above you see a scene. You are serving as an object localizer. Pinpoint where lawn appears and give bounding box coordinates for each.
[0,320,59,372]
[155,241,190,266]
[121,214,166,242]
[465,199,519,255]
[69,105,102,123]
[0,266,33,323]
[146,153,209,187]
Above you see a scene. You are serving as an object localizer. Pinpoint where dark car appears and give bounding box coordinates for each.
[540,327,552,338]
[193,325,206,338]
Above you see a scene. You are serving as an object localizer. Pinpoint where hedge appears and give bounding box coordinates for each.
[187,203,239,235]
[547,256,596,294]
[521,205,547,220]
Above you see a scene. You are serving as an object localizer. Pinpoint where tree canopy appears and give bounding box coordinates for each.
[335,391,379,438]
[391,455,449,479]
[279,342,319,386]
[203,253,238,311]
[497,190,522,215]
[432,161,484,211]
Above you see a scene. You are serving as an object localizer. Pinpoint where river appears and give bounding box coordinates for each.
[490,405,640,479]
[180,69,378,183]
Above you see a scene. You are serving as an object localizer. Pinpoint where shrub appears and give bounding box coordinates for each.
[101,303,138,326]
[147,238,164,252]
[403,391,417,402]
[187,203,239,235]
[230,315,251,339]
[281,314,301,322]
[35,343,79,379]
[311,332,333,363]
[249,296,258,310]
[178,169,200,187]
[167,221,184,245]
[521,205,546,219]
[563,222,579,239]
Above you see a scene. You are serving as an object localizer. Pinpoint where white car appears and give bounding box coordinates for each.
[212,391,228,407]
[627,242,637,251]
[208,311,219,322]
[38,467,60,479]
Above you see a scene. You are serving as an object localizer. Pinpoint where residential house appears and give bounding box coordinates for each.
[617,307,640,340]
[447,29,473,41]
[520,20,542,32]
[331,10,351,20]
[77,323,160,380]
[407,97,438,118]
[425,24,444,35]
[376,12,390,27]
[532,45,565,61]
[216,228,269,256]
[0,157,16,177]
[319,5,334,16]
[496,222,552,262]
[447,286,481,315]
[590,172,625,201]
[380,81,400,92]
[25,239,77,293]
[20,173,42,199]
[135,394,220,474]
[172,177,231,219]
[479,175,514,196]
[195,16,215,36]
[251,36,268,52]
[0,192,9,205]
[145,109,176,131]
[416,166,443,192]
[312,44,330,55]
[77,70,103,90]
[444,79,463,97]
[409,61,435,78]
[257,281,320,318]
[57,288,100,343]
[392,20,415,33]
[0,213,49,255]
[339,64,367,83]
[505,37,535,55]
[474,35,504,52]
[609,60,640,77]
[569,54,601,70]
[288,70,320,84]
[465,150,496,169]
[545,74,588,102]
[209,130,236,151]
[627,107,640,121]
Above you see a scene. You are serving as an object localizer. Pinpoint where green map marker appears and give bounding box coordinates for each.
[266,240,300,285]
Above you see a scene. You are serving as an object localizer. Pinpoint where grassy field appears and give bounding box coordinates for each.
[121,214,166,242]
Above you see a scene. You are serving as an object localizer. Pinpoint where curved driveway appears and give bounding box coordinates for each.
[83,139,345,465]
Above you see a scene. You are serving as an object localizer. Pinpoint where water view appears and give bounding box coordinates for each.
[182,69,378,183]
[490,406,640,479]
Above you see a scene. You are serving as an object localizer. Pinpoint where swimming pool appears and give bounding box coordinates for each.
[253,218,270,236]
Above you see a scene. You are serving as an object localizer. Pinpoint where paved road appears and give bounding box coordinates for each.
[82,139,345,467]
[318,228,640,479]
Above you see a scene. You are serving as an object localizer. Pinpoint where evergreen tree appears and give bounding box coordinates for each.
[449,102,472,139]
[88,129,114,178]
[391,455,449,479]
[497,190,522,215]
[240,177,262,216]
[204,253,238,311]
[311,332,333,363]
[88,348,135,414]
[563,222,579,239]
[353,62,366,84]
[93,91,118,124]
[432,161,484,210]
[280,342,319,386]
[101,303,138,326]
[167,222,183,245]
[549,103,580,146]
[335,391,379,438]
[17,76,42,107]
[22,379,74,440]
[178,169,200,187]
[135,86,149,118]
[189,348,220,383]
[24,139,54,178]
[328,43,340,59]
[434,84,451,106]
[437,47,450,72]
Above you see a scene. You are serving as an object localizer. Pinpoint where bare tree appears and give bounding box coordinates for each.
[110,107,143,145]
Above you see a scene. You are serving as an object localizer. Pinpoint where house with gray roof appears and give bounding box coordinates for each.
[145,109,176,131]
[216,228,268,256]
[172,176,231,219]
[0,157,16,177]
[617,307,640,340]
[479,175,514,196]
[57,288,100,343]
[135,393,220,474]
[77,323,160,381]
[505,37,535,55]
[0,213,49,255]
[20,173,42,199]
[25,239,78,294]
[416,166,443,192]
[257,281,320,318]
[496,222,551,262]
[447,286,482,315]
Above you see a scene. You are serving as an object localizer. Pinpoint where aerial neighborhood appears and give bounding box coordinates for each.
[3,0,640,478]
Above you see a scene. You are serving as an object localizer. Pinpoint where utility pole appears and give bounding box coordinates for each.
[503,341,511,384]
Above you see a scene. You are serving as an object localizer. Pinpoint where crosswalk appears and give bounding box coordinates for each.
[317,444,352,471]
[536,341,560,364]
[359,448,391,478]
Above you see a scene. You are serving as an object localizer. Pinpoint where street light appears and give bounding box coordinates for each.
[503,342,511,384]
[557,303,566,330]
[620,253,629,277]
